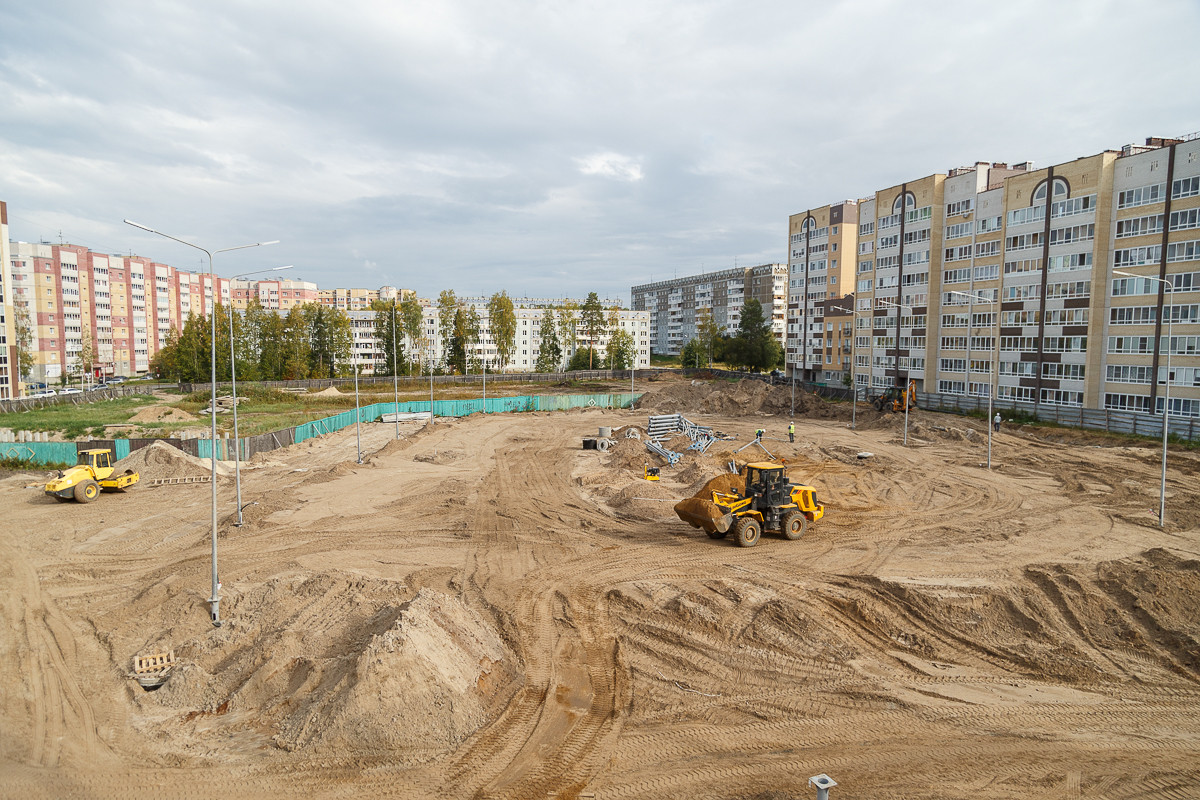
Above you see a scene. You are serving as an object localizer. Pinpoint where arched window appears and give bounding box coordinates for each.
[802,217,817,233]
[1032,178,1069,204]
[892,192,915,214]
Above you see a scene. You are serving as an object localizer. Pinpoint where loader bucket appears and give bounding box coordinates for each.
[674,497,733,534]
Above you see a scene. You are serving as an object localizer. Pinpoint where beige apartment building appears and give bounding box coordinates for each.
[317,286,409,312]
[0,202,16,398]
[787,202,858,379]
[806,134,1199,419]
[631,264,788,356]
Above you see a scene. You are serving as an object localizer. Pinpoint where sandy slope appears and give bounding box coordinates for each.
[1,377,1199,799]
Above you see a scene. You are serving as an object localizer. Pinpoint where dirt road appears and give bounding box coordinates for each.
[1,381,1198,799]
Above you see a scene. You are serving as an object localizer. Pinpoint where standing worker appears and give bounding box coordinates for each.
[993,412,1001,432]
[756,428,765,441]
[788,421,795,443]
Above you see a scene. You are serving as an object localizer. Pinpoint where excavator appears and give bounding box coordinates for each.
[871,379,916,412]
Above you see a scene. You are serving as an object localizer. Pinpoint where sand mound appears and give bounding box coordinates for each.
[635,378,835,418]
[415,449,463,464]
[114,440,232,479]
[313,386,344,396]
[128,405,198,424]
[302,589,519,760]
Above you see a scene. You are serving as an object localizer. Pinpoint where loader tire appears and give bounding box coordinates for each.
[706,528,728,539]
[74,480,100,503]
[733,517,761,548]
[781,510,807,540]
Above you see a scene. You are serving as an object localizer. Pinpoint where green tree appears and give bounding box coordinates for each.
[150,325,181,381]
[436,289,459,367]
[308,305,353,378]
[77,324,96,385]
[556,300,578,369]
[487,291,517,370]
[13,305,33,380]
[244,298,279,379]
[680,337,705,369]
[373,300,406,377]
[281,306,310,379]
[696,307,724,368]
[605,328,636,370]
[399,296,425,375]
[579,292,607,369]
[534,307,561,373]
[727,299,781,372]
[567,346,600,372]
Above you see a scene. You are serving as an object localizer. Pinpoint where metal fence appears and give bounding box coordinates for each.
[916,390,1199,442]
[1,391,639,466]
[0,385,142,414]
[180,370,624,395]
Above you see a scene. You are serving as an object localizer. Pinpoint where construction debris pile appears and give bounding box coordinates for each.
[644,414,726,465]
[200,395,243,415]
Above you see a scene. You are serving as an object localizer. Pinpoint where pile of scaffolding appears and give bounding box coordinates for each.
[645,414,721,465]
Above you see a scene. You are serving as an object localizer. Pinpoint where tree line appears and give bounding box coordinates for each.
[679,298,784,373]
[149,290,642,383]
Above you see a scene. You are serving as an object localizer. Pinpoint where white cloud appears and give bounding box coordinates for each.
[576,152,644,183]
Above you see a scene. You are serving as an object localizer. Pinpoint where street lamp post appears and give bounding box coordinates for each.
[354,361,363,464]
[124,220,277,627]
[391,303,400,439]
[228,266,292,526]
[1114,270,1175,527]
[832,304,860,430]
[428,348,435,426]
[877,299,912,445]
[949,290,997,469]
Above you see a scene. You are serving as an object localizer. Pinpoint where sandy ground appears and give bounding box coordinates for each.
[2,376,1199,799]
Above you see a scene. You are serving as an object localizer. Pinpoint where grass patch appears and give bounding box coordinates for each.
[0,456,70,471]
[0,394,159,440]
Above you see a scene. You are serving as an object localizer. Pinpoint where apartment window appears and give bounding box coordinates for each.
[977,216,1003,233]
[1171,176,1200,199]
[946,198,974,217]
[946,221,973,239]
[1033,178,1069,203]
[859,221,875,236]
[1118,183,1166,209]
[1051,195,1096,218]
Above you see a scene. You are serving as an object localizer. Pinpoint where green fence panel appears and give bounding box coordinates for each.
[1,441,80,466]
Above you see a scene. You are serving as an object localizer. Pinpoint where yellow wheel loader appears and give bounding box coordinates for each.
[45,448,140,503]
[675,462,824,548]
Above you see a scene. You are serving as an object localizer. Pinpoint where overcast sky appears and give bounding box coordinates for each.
[2,1,1198,304]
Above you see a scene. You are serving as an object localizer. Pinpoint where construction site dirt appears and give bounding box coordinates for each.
[1,375,1198,799]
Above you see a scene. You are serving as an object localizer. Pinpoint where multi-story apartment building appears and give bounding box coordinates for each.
[803,134,1199,418]
[349,299,651,374]
[8,241,238,384]
[787,203,858,380]
[317,286,406,311]
[232,278,320,312]
[631,264,788,356]
[0,202,16,398]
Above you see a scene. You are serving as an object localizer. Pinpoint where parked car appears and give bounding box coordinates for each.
[60,387,83,395]
[108,376,126,384]
[27,389,56,398]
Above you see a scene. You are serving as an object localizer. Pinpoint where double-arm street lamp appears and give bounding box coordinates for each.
[1113,269,1176,527]
[831,303,861,430]
[877,298,912,445]
[229,266,292,526]
[124,219,277,627]
[948,290,998,469]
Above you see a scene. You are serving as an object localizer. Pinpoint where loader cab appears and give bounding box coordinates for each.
[744,462,791,509]
[79,449,115,478]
